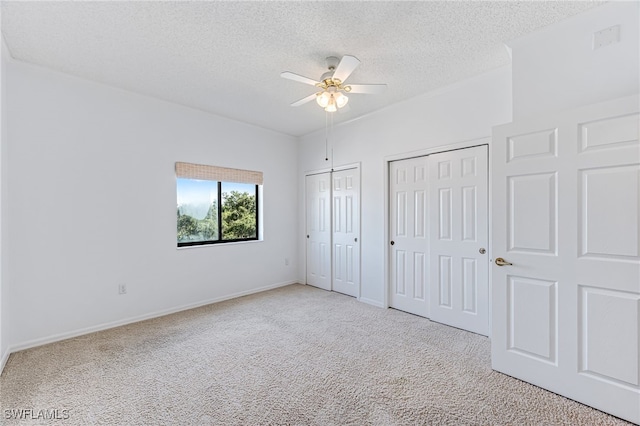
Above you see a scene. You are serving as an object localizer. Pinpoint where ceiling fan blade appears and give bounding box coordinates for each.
[332,55,360,83]
[281,71,320,86]
[291,93,317,107]
[346,84,387,94]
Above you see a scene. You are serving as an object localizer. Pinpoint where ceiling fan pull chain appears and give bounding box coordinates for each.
[325,111,329,161]
[330,112,335,170]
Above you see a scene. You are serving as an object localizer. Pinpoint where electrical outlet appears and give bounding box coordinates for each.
[119,283,127,295]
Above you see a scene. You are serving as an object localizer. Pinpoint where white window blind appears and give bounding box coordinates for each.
[175,162,263,185]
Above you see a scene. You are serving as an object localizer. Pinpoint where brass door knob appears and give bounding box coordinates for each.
[495,257,513,266]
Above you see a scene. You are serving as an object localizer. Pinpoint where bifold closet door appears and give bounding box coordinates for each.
[389,148,489,332]
[332,169,360,297]
[306,170,361,297]
[428,145,489,336]
[389,157,430,317]
[306,173,331,291]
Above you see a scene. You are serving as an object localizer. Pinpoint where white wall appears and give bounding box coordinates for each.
[511,1,639,120]
[297,67,512,305]
[4,59,298,350]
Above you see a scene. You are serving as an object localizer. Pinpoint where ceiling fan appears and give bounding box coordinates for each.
[281,55,387,112]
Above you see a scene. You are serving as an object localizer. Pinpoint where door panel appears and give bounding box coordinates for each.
[507,276,557,363]
[306,173,331,290]
[429,146,489,335]
[579,165,638,258]
[508,172,557,253]
[332,169,360,297]
[580,286,639,387]
[389,157,429,317]
[492,95,640,423]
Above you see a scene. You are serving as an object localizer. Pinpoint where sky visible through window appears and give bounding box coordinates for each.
[177,178,253,219]
[177,179,252,203]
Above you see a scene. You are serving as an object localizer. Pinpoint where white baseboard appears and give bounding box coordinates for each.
[358,296,384,308]
[2,280,297,372]
[0,347,10,375]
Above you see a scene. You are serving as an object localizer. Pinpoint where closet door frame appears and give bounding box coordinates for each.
[383,138,492,335]
[303,163,361,298]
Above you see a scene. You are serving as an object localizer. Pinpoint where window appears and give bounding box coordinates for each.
[176,162,261,246]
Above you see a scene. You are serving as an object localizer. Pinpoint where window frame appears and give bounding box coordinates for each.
[177,180,260,248]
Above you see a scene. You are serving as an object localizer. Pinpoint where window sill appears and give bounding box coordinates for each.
[176,239,263,250]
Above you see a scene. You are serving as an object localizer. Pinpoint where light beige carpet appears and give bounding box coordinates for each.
[0,284,631,425]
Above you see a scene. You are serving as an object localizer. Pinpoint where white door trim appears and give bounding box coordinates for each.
[303,161,361,176]
[384,136,491,163]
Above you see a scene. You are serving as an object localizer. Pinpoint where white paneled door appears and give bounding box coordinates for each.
[492,95,640,424]
[332,169,360,297]
[429,146,489,335]
[389,157,430,317]
[306,173,331,291]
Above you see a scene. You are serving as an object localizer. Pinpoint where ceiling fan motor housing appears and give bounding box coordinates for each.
[320,71,334,82]
[325,56,340,71]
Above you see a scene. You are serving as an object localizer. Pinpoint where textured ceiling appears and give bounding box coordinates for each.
[1,1,604,137]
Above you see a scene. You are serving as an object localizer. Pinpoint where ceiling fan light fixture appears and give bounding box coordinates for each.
[325,96,338,112]
[335,91,349,108]
[316,91,331,108]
